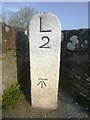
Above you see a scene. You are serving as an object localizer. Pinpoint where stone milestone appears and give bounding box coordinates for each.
[29,13,61,109]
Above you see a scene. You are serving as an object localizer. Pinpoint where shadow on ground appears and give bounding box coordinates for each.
[16,32,31,105]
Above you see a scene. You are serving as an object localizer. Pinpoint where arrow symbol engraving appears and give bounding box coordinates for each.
[37,78,47,88]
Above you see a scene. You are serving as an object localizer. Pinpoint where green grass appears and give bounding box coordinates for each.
[2,84,23,110]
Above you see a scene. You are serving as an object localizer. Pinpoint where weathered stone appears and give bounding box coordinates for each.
[29,13,61,109]
[66,35,79,51]
[2,23,24,52]
[70,35,79,45]
[66,42,75,51]
[61,28,90,110]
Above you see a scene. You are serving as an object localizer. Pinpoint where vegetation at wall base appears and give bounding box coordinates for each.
[2,84,23,110]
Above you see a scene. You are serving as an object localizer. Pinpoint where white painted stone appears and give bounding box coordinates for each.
[29,13,61,109]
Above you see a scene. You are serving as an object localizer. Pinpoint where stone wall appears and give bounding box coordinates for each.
[1,23,25,93]
[2,22,24,52]
[60,29,89,110]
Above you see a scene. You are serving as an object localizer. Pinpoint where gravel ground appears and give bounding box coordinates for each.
[2,88,89,118]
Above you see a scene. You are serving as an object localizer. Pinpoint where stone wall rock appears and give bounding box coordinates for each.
[61,29,89,110]
[2,22,24,52]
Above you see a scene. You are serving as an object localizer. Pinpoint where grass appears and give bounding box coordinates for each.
[2,84,23,110]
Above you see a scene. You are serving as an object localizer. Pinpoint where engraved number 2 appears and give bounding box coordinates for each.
[39,36,50,48]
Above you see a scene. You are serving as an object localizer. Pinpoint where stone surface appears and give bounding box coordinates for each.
[66,35,79,51]
[29,13,61,109]
[2,23,24,52]
[61,29,90,110]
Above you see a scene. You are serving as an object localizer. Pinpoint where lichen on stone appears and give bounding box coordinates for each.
[66,42,75,51]
[84,40,87,44]
[66,35,79,51]
[70,35,79,46]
